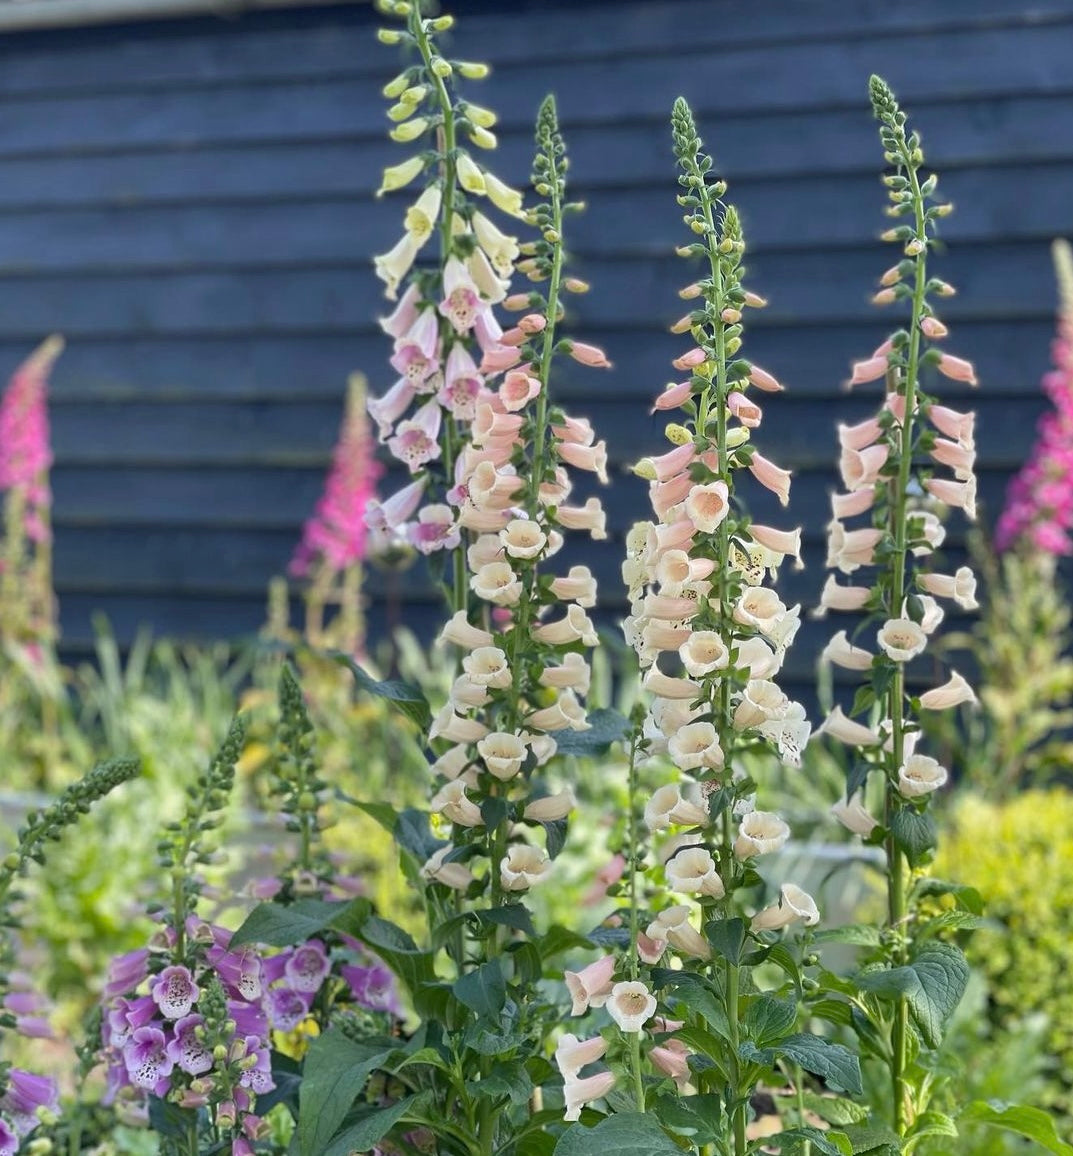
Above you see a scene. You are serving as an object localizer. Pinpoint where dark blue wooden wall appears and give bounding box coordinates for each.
[1,0,1072,696]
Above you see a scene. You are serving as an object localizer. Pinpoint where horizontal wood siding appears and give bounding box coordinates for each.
[0,0,1070,702]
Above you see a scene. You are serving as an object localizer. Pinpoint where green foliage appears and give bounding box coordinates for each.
[923,534,1073,797]
[934,789,1073,1122]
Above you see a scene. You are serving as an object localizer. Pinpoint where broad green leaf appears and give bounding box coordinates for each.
[906,1109,958,1144]
[298,1029,393,1156]
[475,904,536,939]
[453,960,506,1020]
[148,1098,198,1141]
[650,969,730,1037]
[705,917,746,965]
[518,1133,558,1156]
[912,877,984,915]
[762,1127,851,1156]
[890,807,936,866]
[652,1093,723,1146]
[740,1032,863,1096]
[798,1093,870,1127]
[961,1101,1073,1156]
[469,1061,533,1105]
[395,808,444,863]
[540,925,596,958]
[744,995,798,1047]
[334,653,431,729]
[321,1094,426,1156]
[840,1121,901,1154]
[856,943,969,1048]
[359,916,437,999]
[230,897,370,949]
[339,796,397,833]
[548,708,629,755]
[764,941,804,994]
[554,1112,683,1155]
[543,817,569,859]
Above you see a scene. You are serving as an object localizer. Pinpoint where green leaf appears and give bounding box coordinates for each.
[395,808,444,863]
[334,653,431,729]
[890,807,936,866]
[339,796,397,833]
[148,1098,199,1141]
[320,1093,426,1156]
[762,1127,851,1156]
[912,876,984,915]
[540,925,596,958]
[298,1029,393,1156]
[470,1062,533,1106]
[453,959,506,1021]
[744,995,798,1047]
[705,917,746,965]
[961,1101,1073,1156]
[548,709,630,755]
[554,1112,683,1156]
[856,943,969,1048]
[652,1093,723,1146]
[740,1033,863,1096]
[230,897,370,949]
[845,761,871,802]
[763,941,804,994]
[358,916,437,1001]
[798,1093,870,1127]
[543,817,569,859]
[475,904,536,939]
[907,1110,958,1144]
[840,1121,901,1155]
[650,969,730,1037]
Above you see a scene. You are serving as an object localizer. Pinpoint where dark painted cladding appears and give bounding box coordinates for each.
[0,0,1071,704]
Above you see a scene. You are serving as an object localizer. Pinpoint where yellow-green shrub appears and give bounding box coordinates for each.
[935,789,1073,1117]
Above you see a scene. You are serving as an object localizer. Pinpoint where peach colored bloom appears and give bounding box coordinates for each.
[642,667,703,700]
[421,846,475,890]
[563,1072,615,1122]
[819,705,880,747]
[815,574,872,615]
[748,452,792,506]
[920,315,948,338]
[501,845,551,891]
[749,524,802,568]
[437,610,494,650]
[925,476,977,519]
[930,437,976,479]
[751,884,819,931]
[898,754,948,798]
[644,784,709,831]
[556,497,608,539]
[919,567,978,610]
[734,811,790,859]
[928,404,975,444]
[672,347,707,371]
[936,352,977,385]
[532,605,599,647]
[564,955,615,1015]
[820,630,873,671]
[838,416,883,451]
[830,486,876,519]
[555,1032,608,1079]
[646,906,711,960]
[840,443,889,491]
[847,354,888,387]
[728,391,762,427]
[523,788,576,822]
[684,481,729,533]
[826,522,884,574]
[918,671,977,710]
[651,380,693,412]
[498,369,541,412]
[552,414,596,446]
[538,652,591,693]
[877,618,928,662]
[748,364,784,392]
[568,341,612,368]
[832,792,878,837]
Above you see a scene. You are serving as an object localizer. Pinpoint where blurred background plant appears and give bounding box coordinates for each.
[923,239,1073,798]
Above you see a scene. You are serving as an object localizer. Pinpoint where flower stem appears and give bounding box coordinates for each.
[885,147,929,1140]
[626,731,642,981]
[629,1030,647,1112]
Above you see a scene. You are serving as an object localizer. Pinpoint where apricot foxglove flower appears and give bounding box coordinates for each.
[664,846,725,897]
[565,955,616,1016]
[897,754,949,798]
[500,844,551,891]
[751,884,819,932]
[606,981,657,1034]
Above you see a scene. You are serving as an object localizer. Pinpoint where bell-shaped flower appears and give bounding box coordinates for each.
[821,630,874,671]
[832,792,878,837]
[564,954,615,1015]
[751,884,820,932]
[919,670,977,710]
[734,811,791,859]
[523,788,576,822]
[665,846,725,897]
[470,561,523,606]
[563,1071,615,1122]
[430,780,485,827]
[477,731,528,780]
[877,618,928,662]
[898,754,949,797]
[818,705,881,747]
[646,905,711,960]
[374,232,420,299]
[643,784,709,831]
[151,965,200,1020]
[667,722,723,771]
[555,1032,608,1080]
[421,846,475,890]
[606,981,657,1034]
[501,844,551,891]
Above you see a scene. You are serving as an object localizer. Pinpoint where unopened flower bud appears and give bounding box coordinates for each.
[721,307,742,323]
[725,427,751,449]
[679,282,703,299]
[389,117,430,143]
[933,202,955,216]
[665,423,692,446]
[382,73,410,99]
[872,288,897,305]
[743,291,767,308]
[468,125,497,150]
[213,1044,229,1062]
[428,14,453,30]
[431,56,452,78]
[376,28,403,44]
[934,280,957,296]
[564,277,590,293]
[905,238,925,256]
[725,336,742,356]
[456,61,490,79]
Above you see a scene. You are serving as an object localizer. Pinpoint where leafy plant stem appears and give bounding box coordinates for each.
[626,731,642,981]
[629,1029,646,1112]
[884,142,929,1139]
[726,960,747,1155]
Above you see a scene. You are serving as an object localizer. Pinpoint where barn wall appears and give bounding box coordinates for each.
[0,0,1071,697]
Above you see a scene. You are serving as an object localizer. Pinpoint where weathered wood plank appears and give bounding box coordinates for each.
[0,242,1054,337]
[1,0,1071,96]
[0,158,1069,271]
[46,393,1042,472]
[1,22,1072,159]
[5,318,1049,404]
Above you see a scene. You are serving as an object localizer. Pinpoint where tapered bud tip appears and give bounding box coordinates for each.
[564,277,590,294]
[632,458,658,481]
[743,291,767,308]
[377,28,403,44]
[679,282,703,300]
[457,61,490,80]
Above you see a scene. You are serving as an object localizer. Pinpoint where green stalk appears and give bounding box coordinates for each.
[626,731,643,981]
[629,1030,647,1112]
[884,155,928,1138]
